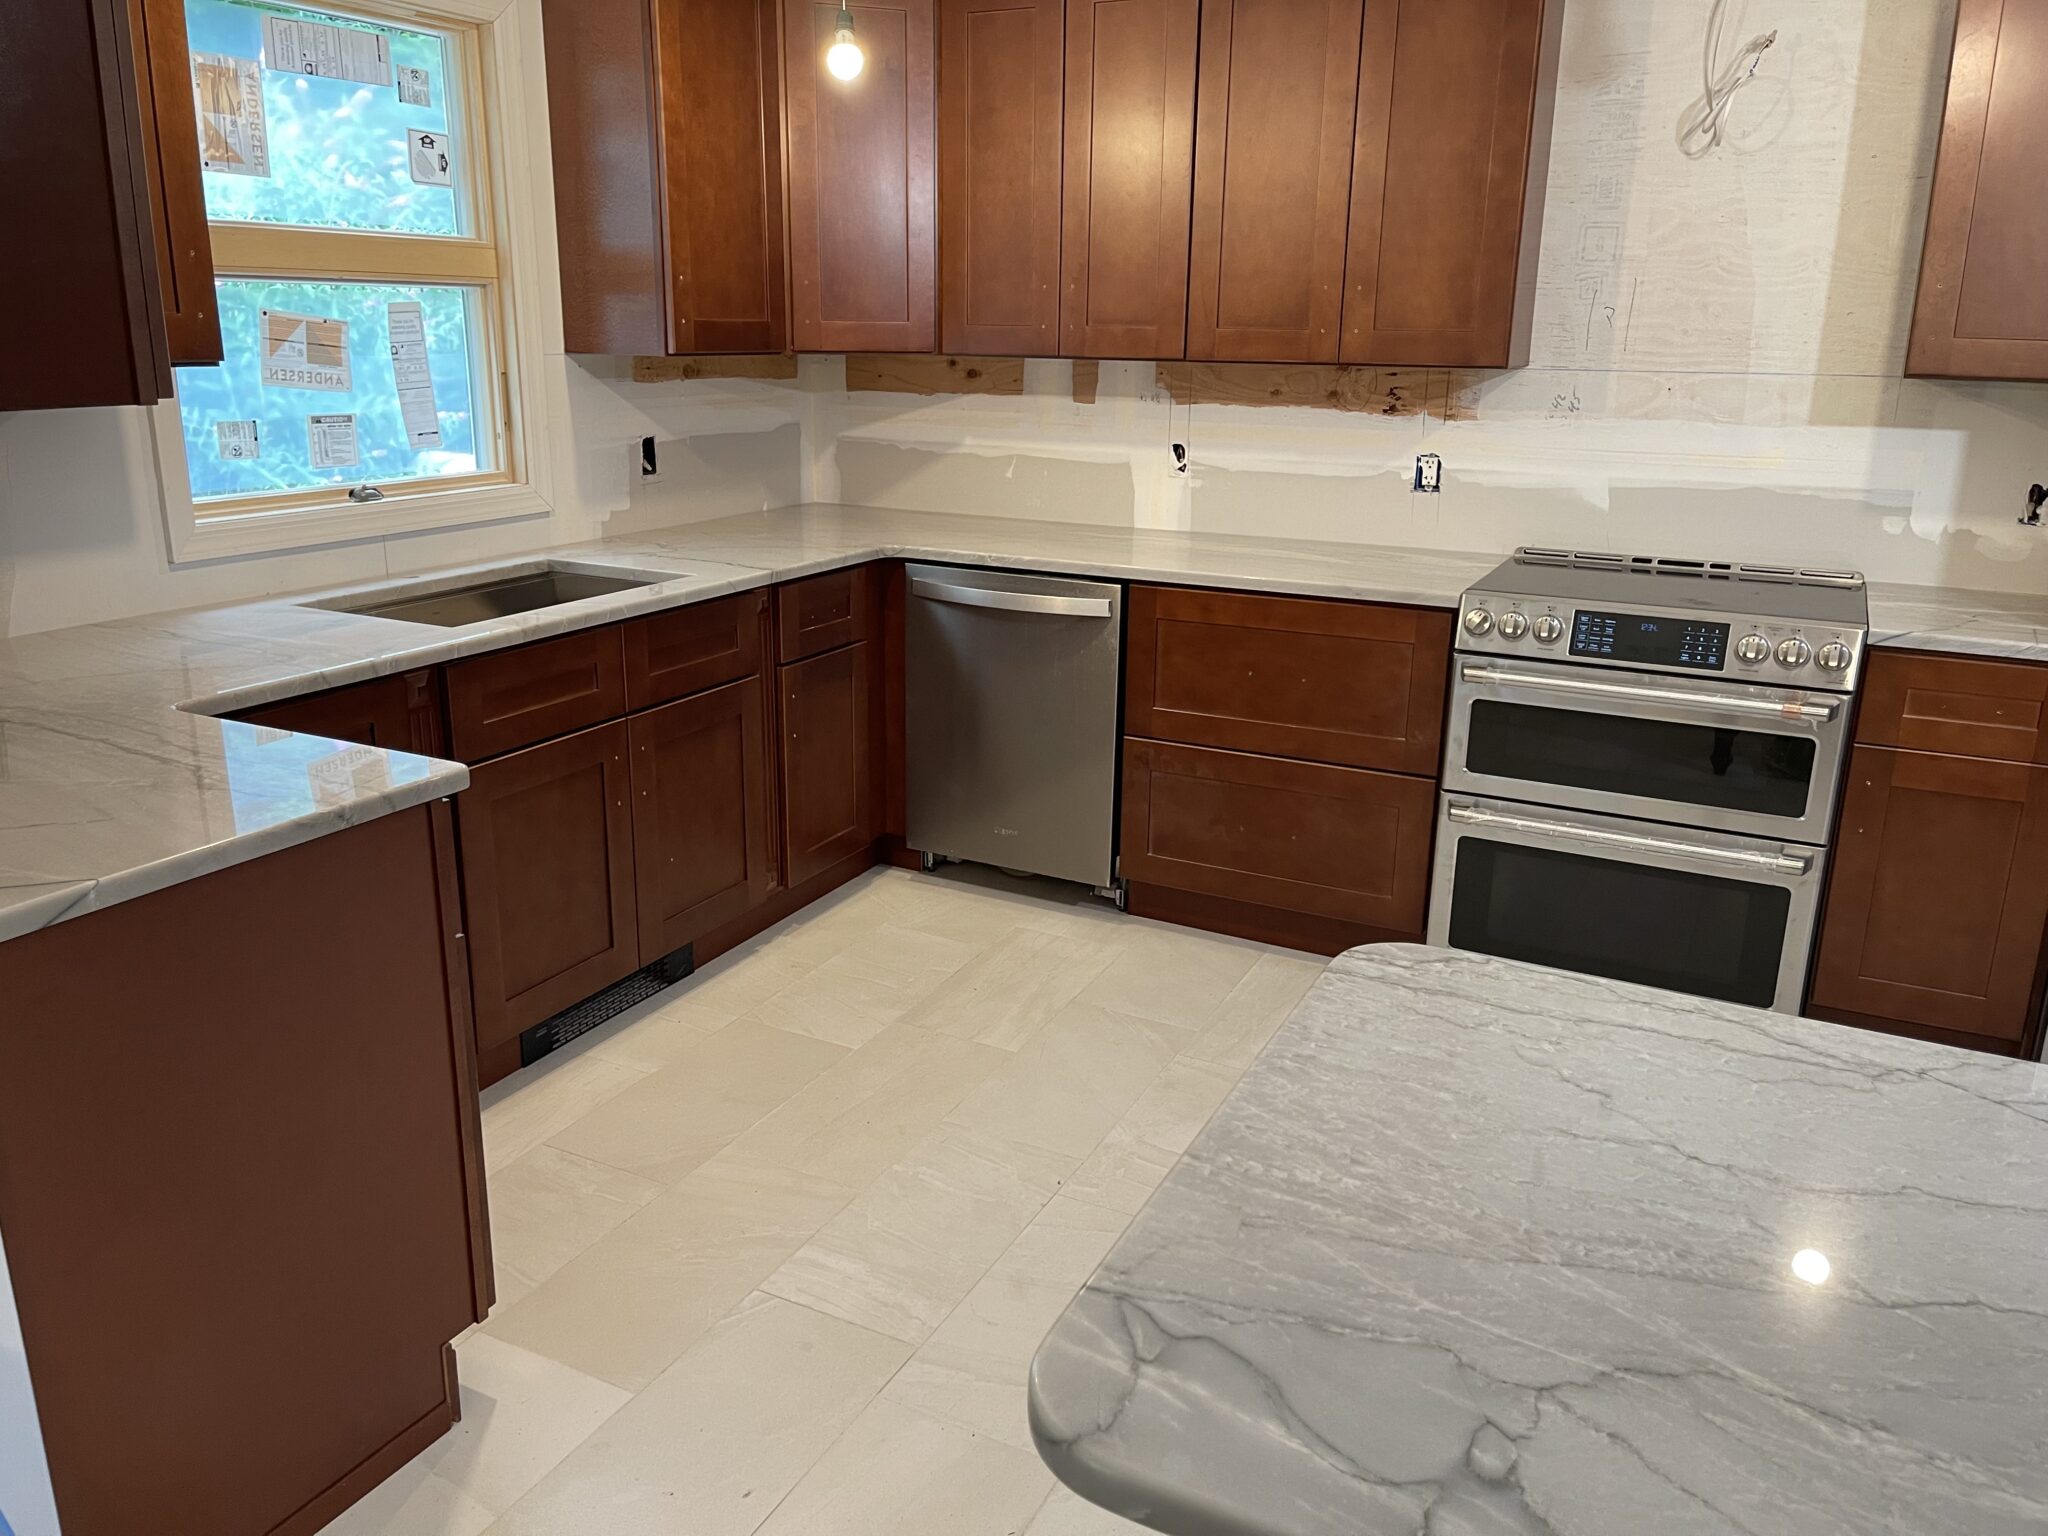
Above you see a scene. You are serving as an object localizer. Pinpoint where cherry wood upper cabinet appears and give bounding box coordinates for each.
[785,0,939,352]
[3,0,220,409]
[1059,0,1200,359]
[542,0,787,355]
[1340,0,1560,367]
[939,0,1065,355]
[1907,0,2048,381]
[1187,0,1363,363]
[129,0,222,367]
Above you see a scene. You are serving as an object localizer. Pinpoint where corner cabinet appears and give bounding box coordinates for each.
[785,0,939,352]
[1906,0,2048,381]
[543,0,789,355]
[1809,650,2048,1056]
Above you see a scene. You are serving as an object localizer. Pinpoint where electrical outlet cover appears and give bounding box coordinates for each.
[1414,452,1442,493]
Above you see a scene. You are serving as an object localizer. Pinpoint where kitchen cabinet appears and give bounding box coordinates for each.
[1340,0,1558,367]
[444,627,629,762]
[457,721,641,1066]
[625,590,768,709]
[939,0,1065,355]
[235,670,446,755]
[631,676,776,956]
[779,641,877,885]
[543,0,788,355]
[1810,746,2048,1051]
[4,0,219,409]
[1187,0,1363,363]
[1907,0,2048,381]
[785,0,939,352]
[1059,0,1200,359]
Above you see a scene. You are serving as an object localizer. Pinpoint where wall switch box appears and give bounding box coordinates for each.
[1414,453,1442,493]
[637,436,661,482]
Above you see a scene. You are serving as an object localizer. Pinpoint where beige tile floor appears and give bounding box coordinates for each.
[322,864,1325,1536]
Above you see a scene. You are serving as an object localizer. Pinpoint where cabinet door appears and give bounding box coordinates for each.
[1908,0,2048,380]
[775,565,874,662]
[630,677,775,957]
[780,642,875,885]
[1121,737,1434,933]
[458,721,640,1053]
[940,0,1064,355]
[445,627,629,762]
[1187,0,1362,363]
[655,0,788,353]
[237,670,444,755]
[1059,0,1199,359]
[1340,0,1554,366]
[129,0,222,366]
[1810,746,2048,1045]
[624,590,768,710]
[785,0,938,351]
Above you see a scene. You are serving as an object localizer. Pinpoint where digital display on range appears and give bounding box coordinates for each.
[1570,611,1729,670]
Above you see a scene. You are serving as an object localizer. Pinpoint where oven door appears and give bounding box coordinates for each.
[1444,658,1849,840]
[1427,796,1825,1012]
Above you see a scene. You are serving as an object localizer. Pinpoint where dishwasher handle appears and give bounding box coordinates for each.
[910,576,1114,619]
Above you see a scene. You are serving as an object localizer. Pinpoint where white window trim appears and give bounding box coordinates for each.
[155,0,556,563]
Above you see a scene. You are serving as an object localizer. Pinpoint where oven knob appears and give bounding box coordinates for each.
[1735,633,1771,665]
[1498,611,1529,640]
[1531,614,1564,644]
[1775,637,1813,668]
[1816,640,1853,673]
[1463,607,1495,637]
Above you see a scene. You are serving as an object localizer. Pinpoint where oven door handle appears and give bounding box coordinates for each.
[1458,663,1842,722]
[1445,802,1815,876]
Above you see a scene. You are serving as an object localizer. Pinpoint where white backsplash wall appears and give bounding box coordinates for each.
[812,0,2048,595]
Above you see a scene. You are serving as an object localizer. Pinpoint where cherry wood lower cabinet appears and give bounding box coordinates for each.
[1809,745,2048,1052]
[235,670,445,755]
[780,640,877,885]
[631,675,776,957]
[457,720,641,1066]
[0,805,487,1536]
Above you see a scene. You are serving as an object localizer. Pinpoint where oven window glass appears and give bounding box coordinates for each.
[1449,837,1790,1007]
[1465,701,1817,819]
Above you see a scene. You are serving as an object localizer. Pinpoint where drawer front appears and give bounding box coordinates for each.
[624,591,767,710]
[1125,585,1452,774]
[1857,649,2048,763]
[775,566,873,663]
[445,627,627,762]
[1809,745,2048,1044]
[1120,737,1435,930]
[236,669,442,755]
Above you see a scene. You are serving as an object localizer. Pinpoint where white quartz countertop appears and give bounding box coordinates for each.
[1028,943,2048,1536]
[2,502,2043,944]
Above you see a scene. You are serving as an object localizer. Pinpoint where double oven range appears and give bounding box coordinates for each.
[1428,548,1869,1012]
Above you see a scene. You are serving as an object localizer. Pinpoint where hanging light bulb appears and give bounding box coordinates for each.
[826,4,865,80]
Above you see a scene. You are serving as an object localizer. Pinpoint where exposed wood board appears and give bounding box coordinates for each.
[844,355,1025,395]
[1072,359,1100,404]
[1157,364,1484,419]
[630,355,800,383]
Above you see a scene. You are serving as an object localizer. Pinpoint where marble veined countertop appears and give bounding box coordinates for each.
[1029,944,2048,1536]
[3,502,2043,945]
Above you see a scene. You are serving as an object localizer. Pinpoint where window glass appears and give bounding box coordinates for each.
[186,0,464,236]
[175,279,485,501]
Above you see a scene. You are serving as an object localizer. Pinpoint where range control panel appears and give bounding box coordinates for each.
[1454,590,1864,691]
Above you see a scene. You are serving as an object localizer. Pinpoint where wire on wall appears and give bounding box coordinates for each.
[1678,0,1778,159]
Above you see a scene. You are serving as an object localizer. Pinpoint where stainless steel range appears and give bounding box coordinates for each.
[1428,548,1870,1012]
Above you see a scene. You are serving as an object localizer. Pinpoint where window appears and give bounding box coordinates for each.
[163,0,545,555]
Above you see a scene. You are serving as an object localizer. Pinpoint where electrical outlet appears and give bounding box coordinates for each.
[1414,453,1442,494]
[1170,442,1189,476]
[636,436,662,483]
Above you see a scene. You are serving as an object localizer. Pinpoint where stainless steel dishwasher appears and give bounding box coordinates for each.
[906,564,1123,893]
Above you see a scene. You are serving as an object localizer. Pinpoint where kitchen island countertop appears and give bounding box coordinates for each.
[1029,943,2048,1536]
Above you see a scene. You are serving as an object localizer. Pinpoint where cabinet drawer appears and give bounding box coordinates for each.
[236,669,442,755]
[1120,737,1434,931]
[624,591,766,710]
[1810,745,2048,1045]
[1857,649,2048,763]
[1125,585,1451,773]
[775,567,872,663]
[445,627,627,762]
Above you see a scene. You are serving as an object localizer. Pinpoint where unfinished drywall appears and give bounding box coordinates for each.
[817,0,2048,595]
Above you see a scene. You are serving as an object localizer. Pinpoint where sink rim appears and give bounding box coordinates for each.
[297,557,696,626]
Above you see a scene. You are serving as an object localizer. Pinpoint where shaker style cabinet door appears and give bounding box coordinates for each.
[1187,0,1364,363]
[939,0,1065,355]
[129,0,222,366]
[1058,0,1200,359]
[779,642,876,884]
[784,0,939,352]
[1907,0,2048,380]
[1809,746,2048,1048]
[1340,0,1556,366]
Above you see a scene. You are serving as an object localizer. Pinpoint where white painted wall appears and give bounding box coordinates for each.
[814,0,2048,595]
